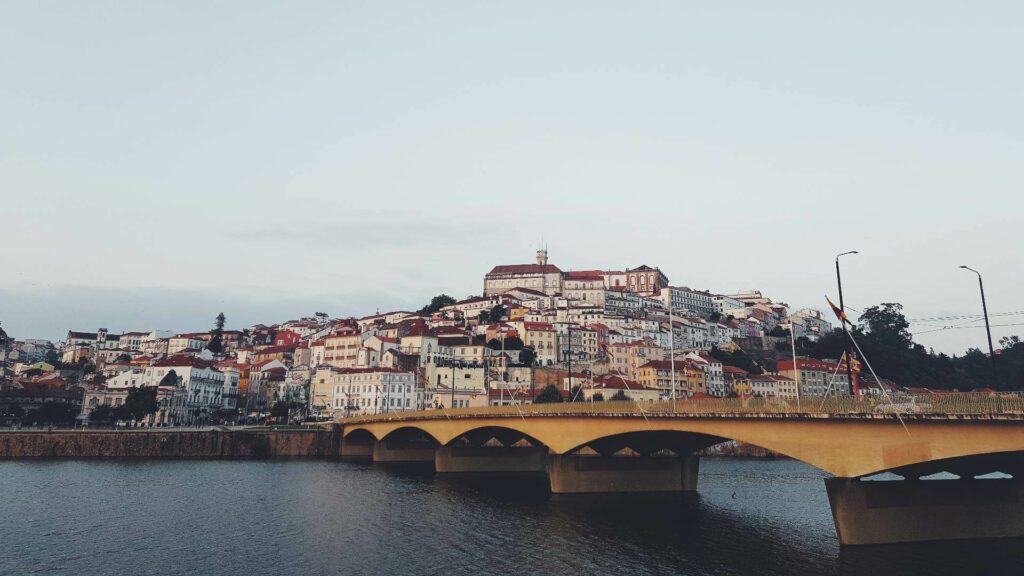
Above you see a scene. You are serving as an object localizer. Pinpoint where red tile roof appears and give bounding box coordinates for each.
[153,356,214,369]
[523,322,555,332]
[488,264,562,275]
[565,270,604,280]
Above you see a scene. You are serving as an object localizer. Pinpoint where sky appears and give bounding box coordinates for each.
[2,1,1022,354]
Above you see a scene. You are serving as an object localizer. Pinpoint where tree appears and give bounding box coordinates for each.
[44,350,60,365]
[489,305,506,322]
[592,393,605,402]
[418,294,456,315]
[533,385,563,404]
[518,346,537,367]
[486,336,525,351]
[208,312,226,353]
[89,404,113,423]
[270,400,291,420]
[159,369,178,387]
[1000,336,1021,350]
[22,402,78,426]
[768,326,790,338]
[709,346,762,375]
[211,408,239,425]
[569,385,587,402]
[609,390,629,402]
[123,386,159,423]
[115,353,132,363]
[859,303,912,349]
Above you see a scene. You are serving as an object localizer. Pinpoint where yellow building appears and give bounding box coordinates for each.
[522,322,558,366]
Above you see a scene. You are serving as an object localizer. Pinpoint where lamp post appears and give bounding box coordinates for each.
[835,251,858,396]
[450,358,457,409]
[960,266,998,388]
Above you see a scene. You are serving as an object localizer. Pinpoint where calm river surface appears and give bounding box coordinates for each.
[1,458,1020,575]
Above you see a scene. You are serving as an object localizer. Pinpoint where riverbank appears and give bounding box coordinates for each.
[0,428,339,459]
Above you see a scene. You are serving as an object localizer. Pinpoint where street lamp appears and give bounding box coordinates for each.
[836,251,858,395]
[959,266,998,388]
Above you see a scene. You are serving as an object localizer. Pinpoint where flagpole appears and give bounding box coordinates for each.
[835,252,858,396]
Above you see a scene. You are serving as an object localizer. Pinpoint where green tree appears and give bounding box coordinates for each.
[708,346,763,374]
[115,353,132,363]
[208,312,226,353]
[768,326,790,338]
[418,294,457,315]
[999,335,1021,350]
[859,303,912,348]
[44,350,60,365]
[487,336,525,351]
[533,384,563,404]
[89,404,114,423]
[211,408,239,425]
[22,402,78,426]
[123,386,159,423]
[159,369,178,387]
[609,390,629,402]
[489,305,506,322]
[569,385,587,402]
[592,393,605,402]
[270,400,290,421]
[518,346,537,367]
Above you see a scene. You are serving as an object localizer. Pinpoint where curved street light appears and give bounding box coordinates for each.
[959,266,998,388]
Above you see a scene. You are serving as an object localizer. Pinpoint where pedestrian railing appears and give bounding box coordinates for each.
[339,392,1024,424]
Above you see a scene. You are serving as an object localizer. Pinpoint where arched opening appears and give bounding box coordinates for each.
[565,430,730,458]
[865,450,1024,481]
[343,427,377,446]
[379,426,440,448]
[446,426,546,449]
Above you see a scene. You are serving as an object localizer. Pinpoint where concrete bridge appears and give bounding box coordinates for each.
[338,394,1024,545]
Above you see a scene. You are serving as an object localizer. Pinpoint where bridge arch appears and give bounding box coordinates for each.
[445,425,546,449]
[564,430,730,458]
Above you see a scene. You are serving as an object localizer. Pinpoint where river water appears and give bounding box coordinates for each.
[0,458,1020,575]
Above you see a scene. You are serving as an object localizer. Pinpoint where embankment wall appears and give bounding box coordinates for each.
[0,428,341,459]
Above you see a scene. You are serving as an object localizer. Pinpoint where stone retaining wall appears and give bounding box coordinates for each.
[0,428,342,459]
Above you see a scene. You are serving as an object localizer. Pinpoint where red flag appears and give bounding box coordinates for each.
[826,296,848,323]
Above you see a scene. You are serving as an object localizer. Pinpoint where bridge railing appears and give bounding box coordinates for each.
[339,392,1024,424]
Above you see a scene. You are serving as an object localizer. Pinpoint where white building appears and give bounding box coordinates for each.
[483,250,563,296]
[659,287,715,317]
[322,367,425,416]
[146,357,225,423]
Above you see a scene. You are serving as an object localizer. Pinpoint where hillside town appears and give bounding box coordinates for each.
[1,249,900,427]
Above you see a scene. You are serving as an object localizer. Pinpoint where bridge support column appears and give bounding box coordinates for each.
[547,454,700,494]
[372,440,436,464]
[339,436,373,460]
[435,446,548,474]
[826,477,1024,545]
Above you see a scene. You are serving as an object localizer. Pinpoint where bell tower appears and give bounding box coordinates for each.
[536,241,548,266]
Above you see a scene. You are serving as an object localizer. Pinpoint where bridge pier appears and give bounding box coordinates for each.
[435,446,548,474]
[339,436,374,460]
[372,439,436,464]
[826,477,1024,545]
[547,454,699,494]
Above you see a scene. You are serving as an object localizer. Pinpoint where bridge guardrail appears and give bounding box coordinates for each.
[339,392,1024,424]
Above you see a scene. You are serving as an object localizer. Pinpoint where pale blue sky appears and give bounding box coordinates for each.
[2,1,1022,354]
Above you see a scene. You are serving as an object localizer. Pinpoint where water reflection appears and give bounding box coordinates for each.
[0,459,1021,576]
